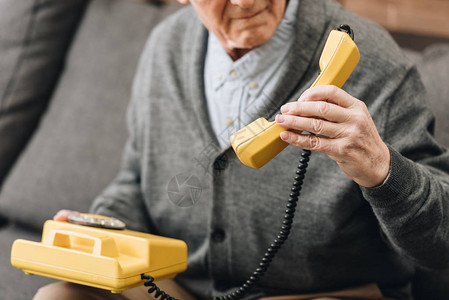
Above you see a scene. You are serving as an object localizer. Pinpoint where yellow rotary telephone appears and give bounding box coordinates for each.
[11,214,187,293]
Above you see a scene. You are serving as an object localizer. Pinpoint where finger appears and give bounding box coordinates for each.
[53,210,80,221]
[279,131,333,154]
[298,85,357,108]
[275,114,343,138]
[280,100,349,123]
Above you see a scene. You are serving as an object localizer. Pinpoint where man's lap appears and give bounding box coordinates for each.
[33,279,392,300]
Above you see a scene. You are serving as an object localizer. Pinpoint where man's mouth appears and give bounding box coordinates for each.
[234,7,267,20]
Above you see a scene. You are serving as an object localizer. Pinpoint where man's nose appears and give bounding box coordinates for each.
[229,0,256,9]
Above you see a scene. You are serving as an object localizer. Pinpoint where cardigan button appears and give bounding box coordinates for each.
[213,154,228,171]
[211,228,226,243]
[214,279,233,291]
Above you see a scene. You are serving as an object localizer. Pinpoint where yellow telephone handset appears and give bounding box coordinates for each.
[231,26,360,169]
[11,215,187,293]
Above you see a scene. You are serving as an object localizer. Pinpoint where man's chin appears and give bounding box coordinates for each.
[228,34,272,51]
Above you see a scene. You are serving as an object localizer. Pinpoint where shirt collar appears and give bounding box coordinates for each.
[207,0,300,90]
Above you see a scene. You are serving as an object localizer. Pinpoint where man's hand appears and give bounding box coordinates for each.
[275,85,390,188]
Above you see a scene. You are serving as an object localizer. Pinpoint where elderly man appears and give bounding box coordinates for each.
[35,0,449,299]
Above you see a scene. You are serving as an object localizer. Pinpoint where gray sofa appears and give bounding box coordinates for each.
[0,0,448,299]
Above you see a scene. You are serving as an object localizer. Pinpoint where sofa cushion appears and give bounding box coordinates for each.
[0,0,181,230]
[0,224,55,300]
[0,0,88,187]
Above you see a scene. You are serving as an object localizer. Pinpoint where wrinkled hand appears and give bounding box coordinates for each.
[275,85,390,188]
[53,209,80,222]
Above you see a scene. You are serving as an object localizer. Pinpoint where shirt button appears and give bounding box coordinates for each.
[230,70,238,78]
[226,118,234,127]
[250,81,259,89]
[211,228,226,243]
[216,74,222,81]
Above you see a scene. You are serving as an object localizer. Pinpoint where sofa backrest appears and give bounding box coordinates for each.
[0,0,181,229]
[0,0,88,188]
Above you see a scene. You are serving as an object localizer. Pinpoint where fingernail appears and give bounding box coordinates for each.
[276,114,284,123]
[280,105,289,113]
[280,131,289,141]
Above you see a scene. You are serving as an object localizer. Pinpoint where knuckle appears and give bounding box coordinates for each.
[317,102,330,117]
[294,134,304,146]
[326,85,339,98]
[308,134,321,150]
[344,123,358,136]
[288,132,304,148]
[351,111,367,126]
[334,124,346,138]
[311,118,325,134]
[354,101,369,115]
[358,101,369,112]
[340,138,363,159]
[337,143,352,159]
[340,142,352,155]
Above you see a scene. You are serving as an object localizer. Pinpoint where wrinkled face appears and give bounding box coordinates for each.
[179,0,287,59]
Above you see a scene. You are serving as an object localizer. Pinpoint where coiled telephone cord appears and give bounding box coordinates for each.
[142,149,312,300]
[141,274,176,300]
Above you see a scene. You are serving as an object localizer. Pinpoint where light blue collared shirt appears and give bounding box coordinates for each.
[204,1,299,149]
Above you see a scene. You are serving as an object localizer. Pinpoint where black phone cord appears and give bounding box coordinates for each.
[141,274,177,300]
[142,149,312,300]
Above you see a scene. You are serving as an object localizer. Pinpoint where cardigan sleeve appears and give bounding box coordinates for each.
[361,65,449,270]
[88,38,154,233]
[89,102,151,232]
